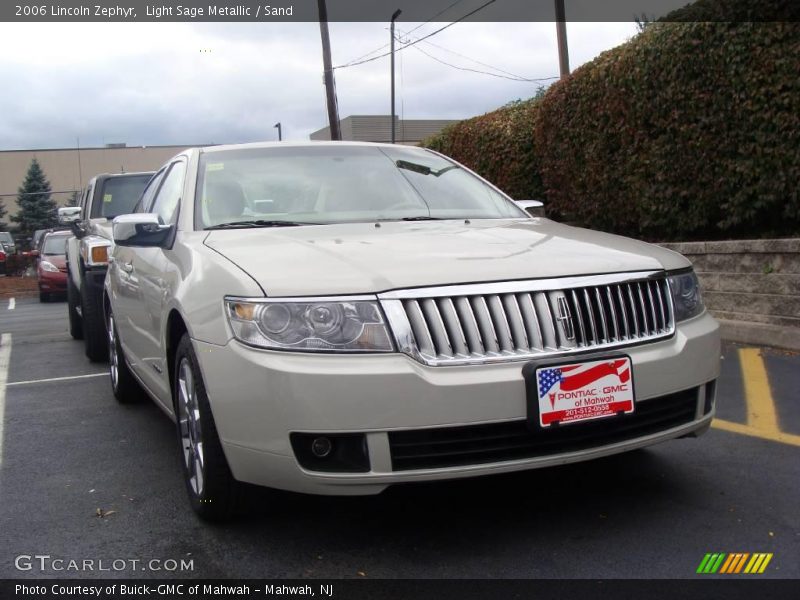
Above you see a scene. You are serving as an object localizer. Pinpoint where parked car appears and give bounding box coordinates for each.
[105,142,720,521]
[36,230,71,302]
[0,231,16,255]
[0,248,6,275]
[32,227,68,254]
[57,171,154,360]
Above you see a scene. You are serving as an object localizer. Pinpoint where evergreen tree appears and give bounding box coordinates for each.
[0,195,7,230]
[66,190,80,206]
[11,158,57,234]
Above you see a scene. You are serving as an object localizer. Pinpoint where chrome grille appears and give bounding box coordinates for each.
[379,271,674,366]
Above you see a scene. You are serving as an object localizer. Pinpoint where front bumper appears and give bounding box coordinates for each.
[38,271,67,291]
[195,312,720,495]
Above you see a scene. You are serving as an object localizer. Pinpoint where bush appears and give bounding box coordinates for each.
[534,21,800,240]
[423,2,800,241]
[423,97,546,202]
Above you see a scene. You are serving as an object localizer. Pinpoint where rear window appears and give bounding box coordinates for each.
[91,175,152,219]
[0,232,13,243]
[42,235,68,255]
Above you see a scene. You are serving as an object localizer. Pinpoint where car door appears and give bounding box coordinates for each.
[111,169,165,359]
[114,161,185,399]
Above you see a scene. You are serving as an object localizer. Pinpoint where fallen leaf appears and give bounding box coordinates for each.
[95,508,117,518]
[769,531,774,537]
[357,571,366,577]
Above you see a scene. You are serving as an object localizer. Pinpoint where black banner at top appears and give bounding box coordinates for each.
[1,0,798,23]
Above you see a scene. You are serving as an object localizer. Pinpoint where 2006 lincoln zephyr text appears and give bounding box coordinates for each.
[104,142,720,520]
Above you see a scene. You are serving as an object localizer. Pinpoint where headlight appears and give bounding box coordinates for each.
[668,270,705,322]
[80,237,111,266]
[39,260,60,273]
[225,297,395,352]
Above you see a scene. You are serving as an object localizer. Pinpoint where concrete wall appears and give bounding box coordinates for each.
[661,239,800,350]
[0,145,196,218]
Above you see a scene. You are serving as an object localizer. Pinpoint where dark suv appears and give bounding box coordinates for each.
[58,172,153,361]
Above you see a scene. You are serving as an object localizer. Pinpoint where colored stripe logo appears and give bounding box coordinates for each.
[697,553,773,574]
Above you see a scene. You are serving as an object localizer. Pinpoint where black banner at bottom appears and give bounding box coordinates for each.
[3,579,799,600]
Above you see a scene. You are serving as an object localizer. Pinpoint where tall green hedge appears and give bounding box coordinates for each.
[423,16,800,241]
[423,98,546,202]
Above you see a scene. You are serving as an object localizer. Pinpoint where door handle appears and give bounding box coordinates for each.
[121,261,134,273]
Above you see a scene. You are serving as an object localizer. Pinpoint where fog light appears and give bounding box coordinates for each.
[290,432,370,473]
[311,437,332,458]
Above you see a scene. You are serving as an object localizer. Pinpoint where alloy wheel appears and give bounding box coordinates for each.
[108,314,119,390]
[177,358,204,496]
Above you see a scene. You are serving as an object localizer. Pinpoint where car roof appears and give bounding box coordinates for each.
[198,140,430,154]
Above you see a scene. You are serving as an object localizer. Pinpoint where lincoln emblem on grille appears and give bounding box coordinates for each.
[556,296,576,341]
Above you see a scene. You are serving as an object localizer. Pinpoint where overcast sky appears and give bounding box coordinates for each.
[0,21,638,150]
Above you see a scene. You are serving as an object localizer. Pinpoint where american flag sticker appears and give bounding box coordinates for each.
[535,357,634,427]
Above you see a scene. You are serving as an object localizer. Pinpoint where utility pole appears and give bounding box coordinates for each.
[317,0,341,140]
[274,122,282,141]
[390,8,402,144]
[554,0,570,79]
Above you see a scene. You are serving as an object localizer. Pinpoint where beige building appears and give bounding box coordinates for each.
[310,115,456,145]
[0,144,198,220]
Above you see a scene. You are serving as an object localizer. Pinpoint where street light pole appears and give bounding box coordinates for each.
[390,8,402,144]
[554,0,570,79]
[274,122,282,141]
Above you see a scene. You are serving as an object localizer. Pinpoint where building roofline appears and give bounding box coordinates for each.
[0,143,212,154]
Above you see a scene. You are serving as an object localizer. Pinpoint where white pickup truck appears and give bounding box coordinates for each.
[58,171,153,361]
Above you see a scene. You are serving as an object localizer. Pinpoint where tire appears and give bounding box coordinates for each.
[107,306,143,404]
[39,291,49,303]
[174,334,239,521]
[67,276,83,340]
[81,281,108,362]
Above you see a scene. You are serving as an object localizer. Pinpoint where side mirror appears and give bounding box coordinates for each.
[515,199,546,218]
[58,206,82,224]
[113,213,174,248]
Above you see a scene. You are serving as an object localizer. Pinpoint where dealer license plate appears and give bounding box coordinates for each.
[533,356,635,428]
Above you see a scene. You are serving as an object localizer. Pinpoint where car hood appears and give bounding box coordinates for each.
[88,219,114,240]
[203,219,689,297]
[41,255,66,269]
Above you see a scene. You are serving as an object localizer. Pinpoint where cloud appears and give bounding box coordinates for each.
[0,21,636,149]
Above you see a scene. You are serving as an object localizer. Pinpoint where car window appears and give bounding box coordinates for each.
[151,161,186,225]
[0,232,12,242]
[194,146,526,229]
[91,175,152,219]
[82,184,92,213]
[42,235,68,255]
[135,169,166,213]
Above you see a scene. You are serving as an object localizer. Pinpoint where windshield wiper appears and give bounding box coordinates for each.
[400,216,443,221]
[395,160,460,177]
[205,220,315,230]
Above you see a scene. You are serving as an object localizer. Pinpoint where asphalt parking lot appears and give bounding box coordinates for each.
[0,296,798,579]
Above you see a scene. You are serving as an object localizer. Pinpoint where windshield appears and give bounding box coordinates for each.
[91,175,152,219]
[194,145,526,229]
[42,235,68,255]
[0,232,13,242]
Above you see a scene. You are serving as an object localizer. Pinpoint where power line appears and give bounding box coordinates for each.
[401,30,532,81]
[334,0,498,70]
[404,0,470,36]
[336,0,469,70]
[408,42,559,83]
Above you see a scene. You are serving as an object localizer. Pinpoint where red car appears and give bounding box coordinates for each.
[37,231,71,302]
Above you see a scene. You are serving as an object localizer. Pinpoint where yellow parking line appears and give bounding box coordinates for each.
[712,419,800,447]
[738,348,780,433]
